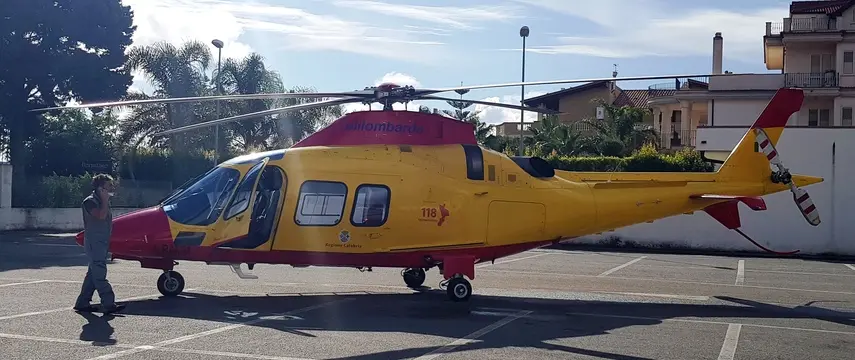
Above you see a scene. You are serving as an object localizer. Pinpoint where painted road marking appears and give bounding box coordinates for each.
[589,291,709,301]
[735,260,745,286]
[0,333,315,360]
[717,324,742,360]
[0,291,181,321]
[85,298,353,360]
[844,264,855,272]
[0,280,50,288]
[477,253,548,268]
[482,268,855,295]
[566,311,855,335]
[413,310,532,360]
[598,256,647,277]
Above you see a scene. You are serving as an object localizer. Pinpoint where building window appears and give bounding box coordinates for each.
[350,184,390,227]
[295,181,347,226]
[845,51,854,74]
[808,109,830,127]
[843,107,853,127]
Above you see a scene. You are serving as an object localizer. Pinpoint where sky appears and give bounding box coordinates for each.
[123,0,793,125]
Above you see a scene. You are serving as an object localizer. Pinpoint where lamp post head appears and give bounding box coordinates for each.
[519,26,529,37]
[212,39,224,49]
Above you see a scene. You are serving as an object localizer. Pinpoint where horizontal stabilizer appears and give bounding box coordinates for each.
[690,194,767,211]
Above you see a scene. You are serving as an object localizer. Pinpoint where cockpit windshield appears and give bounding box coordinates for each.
[162,165,242,226]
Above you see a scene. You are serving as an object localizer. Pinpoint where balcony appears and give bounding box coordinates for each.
[766,17,838,35]
[647,77,709,99]
[785,72,839,88]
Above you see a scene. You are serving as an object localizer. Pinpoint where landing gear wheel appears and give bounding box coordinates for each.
[157,270,185,297]
[402,268,426,288]
[446,277,472,302]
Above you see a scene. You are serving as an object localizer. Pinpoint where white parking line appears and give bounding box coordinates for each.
[735,260,745,286]
[0,280,50,288]
[0,291,182,321]
[413,310,532,360]
[477,253,548,268]
[482,268,855,295]
[85,298,354,360]
[844,264,855,272]
[0,333,315,360]
[717,324,742,360]
[598,256,647,277]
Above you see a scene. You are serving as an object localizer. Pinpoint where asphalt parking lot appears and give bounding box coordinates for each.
[2,231,855,360]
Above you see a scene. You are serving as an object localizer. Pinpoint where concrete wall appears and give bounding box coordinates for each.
[0,207,141,231]
[598,126,855,256]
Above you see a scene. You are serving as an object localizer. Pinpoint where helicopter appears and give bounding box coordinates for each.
[32,74,823,302]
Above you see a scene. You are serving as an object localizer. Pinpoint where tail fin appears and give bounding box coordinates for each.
[716,87,804,181]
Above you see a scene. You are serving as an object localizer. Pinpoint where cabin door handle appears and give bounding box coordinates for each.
[474,191,488,196]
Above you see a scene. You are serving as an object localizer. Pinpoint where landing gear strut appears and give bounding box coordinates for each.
[157,270,185,297]
[402,268,426,288]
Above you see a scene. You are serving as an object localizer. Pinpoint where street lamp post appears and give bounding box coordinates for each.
[211,39,224,166]
[519,26,529,156]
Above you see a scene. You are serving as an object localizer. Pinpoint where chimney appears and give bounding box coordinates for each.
[713,32,723,75]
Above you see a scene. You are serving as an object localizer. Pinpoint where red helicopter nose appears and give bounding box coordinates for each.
[90,206,174,255]
[73,206,172,254]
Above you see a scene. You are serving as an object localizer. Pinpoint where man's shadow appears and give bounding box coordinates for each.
[77,311,122,346]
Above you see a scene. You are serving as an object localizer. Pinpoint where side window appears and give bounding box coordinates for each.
[295,181,347,226]
[351,185,391,227]
[223,161,265,220]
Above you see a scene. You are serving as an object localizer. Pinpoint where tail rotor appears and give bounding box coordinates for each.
[753,127,821,227]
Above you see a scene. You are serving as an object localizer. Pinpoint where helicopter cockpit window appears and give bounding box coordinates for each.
[295,181,347,226]
[162,166,241,226]
[351,184,390,227]
[223,160,265,220]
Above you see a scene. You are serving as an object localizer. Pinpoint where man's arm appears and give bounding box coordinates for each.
[84,198,109,220]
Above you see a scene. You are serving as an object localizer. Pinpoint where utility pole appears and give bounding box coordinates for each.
[519,26,529,156]
[211,39,224,166]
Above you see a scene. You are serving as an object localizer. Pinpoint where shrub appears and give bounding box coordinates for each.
[542,144,714,172]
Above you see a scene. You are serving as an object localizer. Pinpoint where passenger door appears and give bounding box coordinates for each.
[211,158,267,249]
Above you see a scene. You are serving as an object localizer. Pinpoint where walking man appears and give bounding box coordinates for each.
[74,174,125,314]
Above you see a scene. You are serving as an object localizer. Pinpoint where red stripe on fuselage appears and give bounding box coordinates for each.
[111,240,555,269]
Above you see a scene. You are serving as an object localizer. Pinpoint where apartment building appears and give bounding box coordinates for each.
[763,0,855,127]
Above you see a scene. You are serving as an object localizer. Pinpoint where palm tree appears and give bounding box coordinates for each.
[528,115,588,157]
[123,40,213,154]
[215,52,285,151]
[578,100,659,156]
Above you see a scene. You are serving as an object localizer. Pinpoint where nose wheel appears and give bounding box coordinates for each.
[157,270,185,297]
[442,277,471,302]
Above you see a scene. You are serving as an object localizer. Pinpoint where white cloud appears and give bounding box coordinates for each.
[331,0,523,30]
[122,0,456,93]
[474,91,546,125]
[509,0,788,63]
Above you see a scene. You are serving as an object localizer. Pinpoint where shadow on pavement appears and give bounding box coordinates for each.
[108,288,855,360]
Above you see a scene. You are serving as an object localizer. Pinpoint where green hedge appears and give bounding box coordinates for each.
[543,144,714,172]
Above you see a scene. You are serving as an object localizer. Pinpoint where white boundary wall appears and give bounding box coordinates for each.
[2,128,853,255]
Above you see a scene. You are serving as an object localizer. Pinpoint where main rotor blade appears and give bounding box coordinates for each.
[420,73,735,94]
[418,95,558,114]
[30,91,372,112]
[153,97,363,137]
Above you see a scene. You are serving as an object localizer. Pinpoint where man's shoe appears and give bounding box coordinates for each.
[101,303,126,314]
[73,304,98,312]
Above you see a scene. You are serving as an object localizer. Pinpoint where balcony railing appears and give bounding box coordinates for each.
[785,72,839,88]
[647,76,709,99]
[767,17,838,35]
[667,128,696,148]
